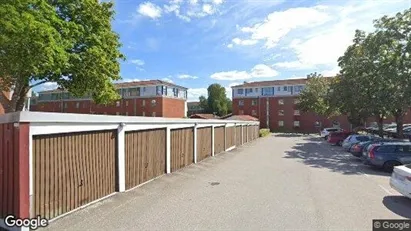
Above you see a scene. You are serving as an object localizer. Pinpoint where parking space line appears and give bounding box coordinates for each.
[378,184,393,195]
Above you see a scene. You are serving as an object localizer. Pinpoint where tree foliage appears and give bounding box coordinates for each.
[198,84,231,116]
[0,0,124,112]
[297,8,411,137]
[297,72,336,118]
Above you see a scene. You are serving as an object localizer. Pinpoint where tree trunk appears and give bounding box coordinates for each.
[377,115,384,138]
[3,79,30,113]
[395,113,404,139]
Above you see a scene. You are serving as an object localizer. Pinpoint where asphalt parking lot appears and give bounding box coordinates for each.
[42,134,411,230]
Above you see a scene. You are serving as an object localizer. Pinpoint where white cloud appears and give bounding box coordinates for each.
[232,37,258,46]
[178,74,198,79]
[238,6,331,48]
[202,4,214,15]
[213,0,224,5]
[130,59,145,66]
[321,66,341,76]
[161,78,174,83]
[138,2,162,19]
[120,78,141,83]
[273,61,315,70]
[189,0,198,5]
[211,64,278,80]
[41,82,58,91]
[227,43,234,48]
[187,88,207,102]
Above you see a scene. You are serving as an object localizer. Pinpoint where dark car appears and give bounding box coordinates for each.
[327,131,354,146]
[350,138,395,157]
[363,142,411,172]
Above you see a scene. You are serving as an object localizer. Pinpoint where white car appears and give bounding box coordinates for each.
[390,164,411,199]
[320,127,342,140]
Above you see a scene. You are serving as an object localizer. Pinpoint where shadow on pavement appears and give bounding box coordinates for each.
[284,136,391,177]
[382,196,411,219]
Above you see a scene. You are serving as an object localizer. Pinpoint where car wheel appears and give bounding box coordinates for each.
[337,140,342,146]
[324,135,328,140]
[383,161,401,172]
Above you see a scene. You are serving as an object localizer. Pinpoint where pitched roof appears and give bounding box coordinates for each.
[223,115,259,121]
[231,76,335,88]
[39,80,187,93]
[189,114,219,119]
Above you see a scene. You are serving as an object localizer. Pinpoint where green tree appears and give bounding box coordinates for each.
[373,9,411,138]
[0,0,124,112]
[297,72,336,120]
[198,84,231,116]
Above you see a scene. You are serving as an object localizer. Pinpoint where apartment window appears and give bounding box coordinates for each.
[163,86,168,96]
[255,88,259,93]
[294,110,300,115]
[156,86,163,96]
[245,88,253,94]
[283,86,287,91]
[278,121,284,127]
[277,86,281,92]
[142,111,145,116]
[278,110,284,116]
[294,98,300,104]
[237,89,244,94]
[262,87,274,96]
[75,102,80,108]
[252,110,257,116]
[116,101,120,107]
[151,99,157,107]
[239,100,244,106]
[142,100,146,107]
[173,88,179,97]
[294,121,300,127]
[251,99,257,106]
[152,112,156,117]
[278,99,284,105]
[143,87,146,92]
[239,110,244,115]
[129,87,140,97]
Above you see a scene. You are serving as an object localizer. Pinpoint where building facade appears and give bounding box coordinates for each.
[31,80,188,118]
[231,78,411,133]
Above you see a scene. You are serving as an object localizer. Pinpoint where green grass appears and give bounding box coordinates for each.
[259,129,271,137]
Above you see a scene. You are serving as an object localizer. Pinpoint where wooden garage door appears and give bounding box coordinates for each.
[197,127,212,162]
[214,126,225,154]
[235,126,242,146]
[33,130,116,220]
[171,128,194,172]
[226,126,235,149]
[125,129,166,190]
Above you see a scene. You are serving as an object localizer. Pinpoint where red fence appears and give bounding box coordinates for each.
[0,123,30,220]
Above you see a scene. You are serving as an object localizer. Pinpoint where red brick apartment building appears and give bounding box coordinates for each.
[31,80,188,118]
[231,78,411,133]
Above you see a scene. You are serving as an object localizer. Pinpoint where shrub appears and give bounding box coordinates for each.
[259,129,270,137]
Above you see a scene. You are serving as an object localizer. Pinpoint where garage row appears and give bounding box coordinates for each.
[28,125,260,221]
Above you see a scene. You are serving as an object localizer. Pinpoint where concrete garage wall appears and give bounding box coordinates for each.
[0,112,259,230]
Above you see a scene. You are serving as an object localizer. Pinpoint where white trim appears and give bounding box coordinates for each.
[226,123,236,127]
[30,123,118,135]
[211,125,215,157]
[166,127,171,174]
[226,146,236,152]
[117,124,126,192]
[0,219,29,231]
[28,126,34,218]
[193,125,198,163]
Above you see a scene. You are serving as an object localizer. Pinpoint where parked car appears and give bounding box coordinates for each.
[341,135,374,151]
[350,138,398,157]
[327,131,353,146]
[363,142,411,172]
[390,164,411,199]
[320,127,342,140]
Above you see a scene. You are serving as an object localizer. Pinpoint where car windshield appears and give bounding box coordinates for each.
[356,136,370,141]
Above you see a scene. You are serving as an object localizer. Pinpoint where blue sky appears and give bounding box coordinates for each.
[39,0,411,101]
